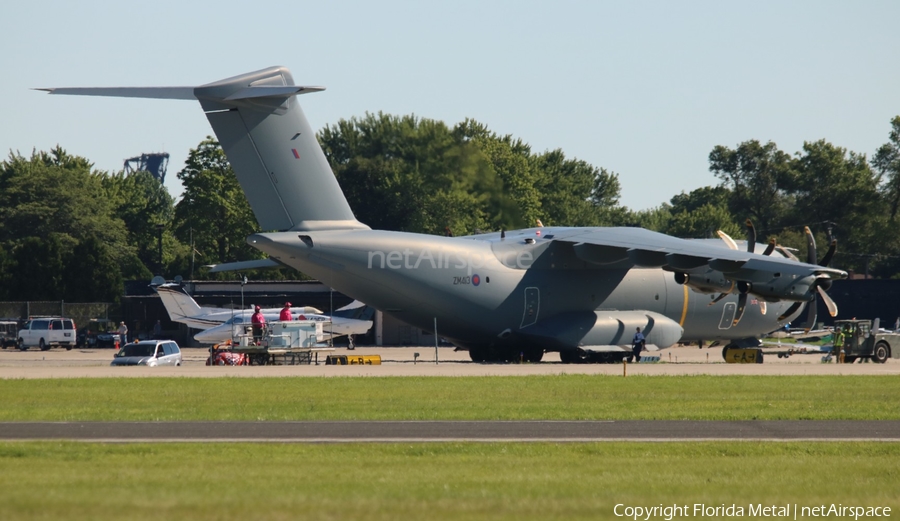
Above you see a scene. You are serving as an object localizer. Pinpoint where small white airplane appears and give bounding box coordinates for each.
[154,284,373,345]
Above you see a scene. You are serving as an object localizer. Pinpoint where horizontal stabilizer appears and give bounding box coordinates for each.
[224,85,324,100]
[36,85,325,102]
[205,258,284,273]
[38,66,366,232]
[35,87,197,100]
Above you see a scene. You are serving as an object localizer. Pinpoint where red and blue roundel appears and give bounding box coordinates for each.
[472,274,481,286]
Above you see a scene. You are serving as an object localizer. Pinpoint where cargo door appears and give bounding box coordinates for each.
[717,302,736,330]
[520,287,540,328]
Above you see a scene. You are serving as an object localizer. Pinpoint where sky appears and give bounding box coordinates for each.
[2,0,899,211]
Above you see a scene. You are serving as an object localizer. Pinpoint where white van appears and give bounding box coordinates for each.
[17,317,77,351]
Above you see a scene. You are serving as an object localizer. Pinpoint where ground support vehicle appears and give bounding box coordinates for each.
[0,320,18,349]
[833,319,900,364]
[219,320,334,366]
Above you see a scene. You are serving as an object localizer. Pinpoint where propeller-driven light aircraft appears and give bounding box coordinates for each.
[154,284,373,345]
[40,67,846,362]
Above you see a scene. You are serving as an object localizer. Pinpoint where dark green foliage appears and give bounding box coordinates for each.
[709,140,795,234]
[320,113,625,234]
[172,137,267,280]
[6,111,900,298]
[63,235,123,302]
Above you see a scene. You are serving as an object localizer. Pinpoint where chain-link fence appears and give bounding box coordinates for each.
[0,302,120,328]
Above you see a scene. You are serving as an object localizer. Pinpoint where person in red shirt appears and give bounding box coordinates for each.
[279,302,293,321]
[251,305,266,344]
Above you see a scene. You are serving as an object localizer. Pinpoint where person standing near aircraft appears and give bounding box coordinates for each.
[279,302,293,321]
[251,306,266,344]
[833,327,845,363]
[630,327,645,363]
[117,321,128,346]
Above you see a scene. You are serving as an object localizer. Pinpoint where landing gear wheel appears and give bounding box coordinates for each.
[348,335,355,350]
[559,348,587,364]
[468,348,486,363]
[522,348,544,363]
[873,342,889,364]
[39,338,49,351]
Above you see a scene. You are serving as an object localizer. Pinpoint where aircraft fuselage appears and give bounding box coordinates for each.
[249,226,798,355]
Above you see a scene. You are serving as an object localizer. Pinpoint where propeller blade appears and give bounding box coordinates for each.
[732,293,748,326]
[804,226,817,265]
[817,285,838,317]
[762,238,776,256]
[717,230,738,250]
[776,245,800,262]
[745,219,756,254]
[820,239,837,267]
[778,302,803,322]
[802,297,817,333]
[708,292,728,306]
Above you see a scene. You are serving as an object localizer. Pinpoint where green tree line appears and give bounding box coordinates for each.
[2,114,899,302]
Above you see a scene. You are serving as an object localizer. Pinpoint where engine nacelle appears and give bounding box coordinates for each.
[673,270,734,295]
[737,275,817,303]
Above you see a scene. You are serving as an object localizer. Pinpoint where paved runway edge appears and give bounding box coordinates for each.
[1,420,899,442]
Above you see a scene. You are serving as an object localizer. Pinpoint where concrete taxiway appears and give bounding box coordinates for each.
[0,344,897,378]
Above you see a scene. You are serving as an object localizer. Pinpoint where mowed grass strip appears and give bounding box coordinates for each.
[0,442,897,521]
[1,375,898,421]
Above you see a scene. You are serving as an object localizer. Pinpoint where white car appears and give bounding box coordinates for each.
[111,340,182,367]
[17,317,76,351]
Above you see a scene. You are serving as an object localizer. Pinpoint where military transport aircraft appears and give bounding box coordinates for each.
[154,284,373,346]
[39,66,846,363]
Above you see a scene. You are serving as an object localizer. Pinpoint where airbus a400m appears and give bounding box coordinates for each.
[41,67,846,362]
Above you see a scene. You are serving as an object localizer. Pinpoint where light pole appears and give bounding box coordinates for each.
[156,224,165,276]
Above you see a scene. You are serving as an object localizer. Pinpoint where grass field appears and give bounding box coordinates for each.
[2,375,898,520]
[0,442,896,521]
[1,375,899,421]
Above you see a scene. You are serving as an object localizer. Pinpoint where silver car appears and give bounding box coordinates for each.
[111,340,182,367]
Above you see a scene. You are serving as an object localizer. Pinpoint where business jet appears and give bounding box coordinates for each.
[154,284,372,345]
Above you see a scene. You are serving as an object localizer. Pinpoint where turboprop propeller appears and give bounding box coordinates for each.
[714,221,838,328]
[776,227,839,330]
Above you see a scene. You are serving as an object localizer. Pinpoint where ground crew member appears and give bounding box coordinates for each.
[251,305,266,344]
[279,302,293,321]
[833,327,845,363]
[630,327,645,363]
[117,321,128,346]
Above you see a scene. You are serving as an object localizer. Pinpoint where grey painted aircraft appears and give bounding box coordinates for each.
[39,67,847,363]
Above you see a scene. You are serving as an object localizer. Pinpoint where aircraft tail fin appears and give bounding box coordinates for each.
[40,66,369,233]
[155,284,204,322]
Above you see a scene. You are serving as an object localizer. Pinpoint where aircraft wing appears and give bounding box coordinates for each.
[205,258,284,273]
[555,227,834,273]
[760,340,833,356]
[548,227,846,304]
